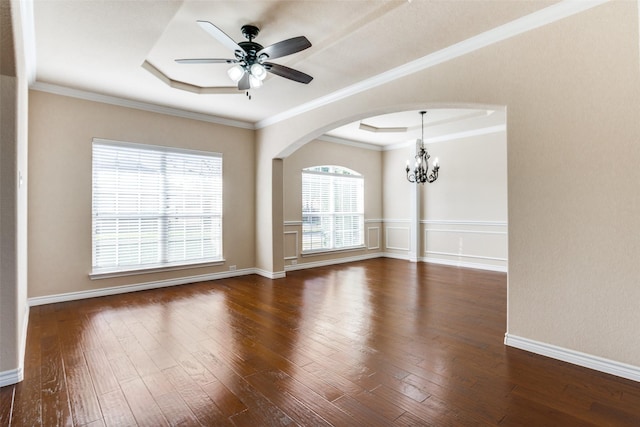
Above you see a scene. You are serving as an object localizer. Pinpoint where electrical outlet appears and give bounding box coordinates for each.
[291,260,297,265]
[229,265,236,271]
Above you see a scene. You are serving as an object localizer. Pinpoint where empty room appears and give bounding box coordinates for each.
[2,0,640,425]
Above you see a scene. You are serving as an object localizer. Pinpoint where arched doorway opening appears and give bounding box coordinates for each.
[274,104,508,275]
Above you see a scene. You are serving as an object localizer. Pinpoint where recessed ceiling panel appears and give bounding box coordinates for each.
[33,0,557,123]
[326,108,506,147]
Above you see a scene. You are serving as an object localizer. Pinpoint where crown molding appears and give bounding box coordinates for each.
[142,60,241,95]
[423,124,506,144]
[384,124,506,151]
[256,0,608,129]
[320,123,506,152]
[30,81,255,130]
[317,135,383,151]
[14,0,37,85]
[24,0,607,133]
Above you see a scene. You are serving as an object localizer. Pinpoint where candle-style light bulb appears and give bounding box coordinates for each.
[227,65,244,83]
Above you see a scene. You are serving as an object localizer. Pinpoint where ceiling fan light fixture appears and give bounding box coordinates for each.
[179,21,313,91]
[249,74,263,88]
[227,64,245,83]
[250,63,267,80]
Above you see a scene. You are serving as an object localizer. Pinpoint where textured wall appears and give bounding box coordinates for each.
[0,0,29,385]
[254,2,640,367]
[28,91,256,297]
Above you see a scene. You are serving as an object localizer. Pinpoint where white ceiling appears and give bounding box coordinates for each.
[31,0,556,145]
[324,108,506,148]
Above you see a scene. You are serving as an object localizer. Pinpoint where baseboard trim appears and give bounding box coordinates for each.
[0,367,23,387]
[423,256,507,273]
[381,252,411,261]
[254,269,286,279]
[28,268,258,306]
[285,252,384,271]
[20,303,29,369]
[283,252,506,273]
[380,252,507,272]
[26,255,505,307]
[504,334,640,383]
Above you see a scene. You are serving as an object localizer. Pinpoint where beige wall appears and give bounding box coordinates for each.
[381,144,411,221]
[282,139,383,267]
[27,91,256,298]
[0,75,19,377]
[421,129,507,222]
[254,2,640,368]
[254,134,277,274]
[1,0,29,384]
[3,0,639,385]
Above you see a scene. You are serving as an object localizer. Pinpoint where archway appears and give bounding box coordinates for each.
[271,103,508,275]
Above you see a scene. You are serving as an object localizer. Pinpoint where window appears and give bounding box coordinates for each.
[302,165,364,252]
[92,139,222,275]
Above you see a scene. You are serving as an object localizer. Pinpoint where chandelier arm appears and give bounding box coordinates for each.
[405,165,416,183]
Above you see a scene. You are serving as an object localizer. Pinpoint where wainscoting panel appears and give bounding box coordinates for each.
[423,221,507,272]
[385,226,410,251]
[367,226,380,250]
[284,231,299,260]
[284,220,382,269]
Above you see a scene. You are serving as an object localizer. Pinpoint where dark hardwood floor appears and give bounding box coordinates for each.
[2,258,640,426]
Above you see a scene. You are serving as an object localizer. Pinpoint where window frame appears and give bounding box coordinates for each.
[90,138,224,279]
[301,165,365,254]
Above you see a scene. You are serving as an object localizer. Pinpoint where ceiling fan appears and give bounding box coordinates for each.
[176,21,313,91]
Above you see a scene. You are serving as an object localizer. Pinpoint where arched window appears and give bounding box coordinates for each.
[302,165,364,252]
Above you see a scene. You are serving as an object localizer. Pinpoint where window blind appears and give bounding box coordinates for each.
[92,140,222,274]
[302,166,364,252]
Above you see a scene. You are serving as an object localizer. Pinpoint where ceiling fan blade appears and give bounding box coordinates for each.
[264,63,313,84]
[197,20,244,56]
[175,58,237,64]
[238,73,250,91]
[257,36,311,60]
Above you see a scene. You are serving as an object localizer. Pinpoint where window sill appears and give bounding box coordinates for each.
[301,246,366,257]
[90,259,226,280]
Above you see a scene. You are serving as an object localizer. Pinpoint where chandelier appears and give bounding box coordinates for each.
[406,111,440,184]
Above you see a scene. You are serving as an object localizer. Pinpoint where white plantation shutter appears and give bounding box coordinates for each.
[92,140,222,274]
[302,166,364,252]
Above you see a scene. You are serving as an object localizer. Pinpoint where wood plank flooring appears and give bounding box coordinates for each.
[2,258,640,426]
